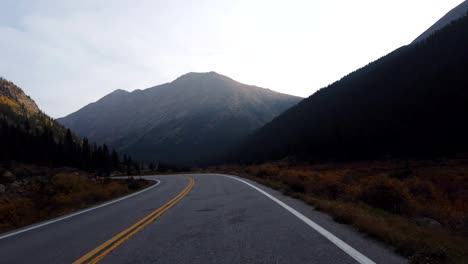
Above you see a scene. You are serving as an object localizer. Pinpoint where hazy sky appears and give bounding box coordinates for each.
[0,0,464,117]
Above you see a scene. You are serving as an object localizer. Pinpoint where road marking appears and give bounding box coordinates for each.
[0,179,160,240]
[220,174,376,264]
[74,177,195,264]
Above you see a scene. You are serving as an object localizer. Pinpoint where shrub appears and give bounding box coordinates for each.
[358,177,412,214]
[0,198,35,229]
[51,173,90,194]
[103,182,128,197]
[251,163,280,179]
[388,168,412,180]
[305,176,344,200]
[281,174,306,193]
[406,177,440,201]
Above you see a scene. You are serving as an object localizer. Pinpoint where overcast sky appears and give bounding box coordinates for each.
[0,0,464,118]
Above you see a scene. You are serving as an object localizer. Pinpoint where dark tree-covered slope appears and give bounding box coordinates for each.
[231,12,468,163]
[58,72,301,165]
[0,78,135,175]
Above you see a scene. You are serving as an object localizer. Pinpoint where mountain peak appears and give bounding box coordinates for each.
[110,89,129,95]
[174,71,232,82]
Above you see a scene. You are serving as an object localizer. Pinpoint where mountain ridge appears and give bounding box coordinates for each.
[412,0,468,43]
[58,72,302,165]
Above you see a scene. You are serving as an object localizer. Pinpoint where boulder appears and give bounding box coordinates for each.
[415,217,441,227]
[1,171,15,183]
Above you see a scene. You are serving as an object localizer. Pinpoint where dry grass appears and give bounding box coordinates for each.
[0,173,152,233]
[210,158,468,263]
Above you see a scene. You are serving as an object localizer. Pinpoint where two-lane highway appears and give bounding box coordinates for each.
[0,174,406,264]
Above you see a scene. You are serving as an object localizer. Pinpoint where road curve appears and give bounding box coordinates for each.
[0,174,406,264]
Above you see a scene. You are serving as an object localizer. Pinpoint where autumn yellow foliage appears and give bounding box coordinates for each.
[0,95,19,108]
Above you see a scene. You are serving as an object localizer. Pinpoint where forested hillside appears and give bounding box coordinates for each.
[0,78,137,176]
[231,12,468,163]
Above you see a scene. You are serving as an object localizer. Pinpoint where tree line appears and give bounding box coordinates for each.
[0,104,141,176]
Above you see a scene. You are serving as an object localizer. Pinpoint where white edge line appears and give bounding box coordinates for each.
[0,178,160,240]
[220,174,376,264]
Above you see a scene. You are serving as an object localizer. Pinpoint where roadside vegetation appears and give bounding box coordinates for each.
[0,163,153,233]
[210,158,468,264]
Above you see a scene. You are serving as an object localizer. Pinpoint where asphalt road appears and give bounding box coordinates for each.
[0,174,406,264]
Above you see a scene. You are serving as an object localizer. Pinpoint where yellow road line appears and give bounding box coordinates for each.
[74,177,195,264]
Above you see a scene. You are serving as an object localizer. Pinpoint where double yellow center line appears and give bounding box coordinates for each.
[74,177,195,264]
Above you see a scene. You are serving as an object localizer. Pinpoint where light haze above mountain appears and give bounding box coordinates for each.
[58,72,301,165]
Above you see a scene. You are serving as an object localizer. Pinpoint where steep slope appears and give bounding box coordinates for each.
[0,78,130,175]
[412,0,468,43]
[0,78,40,114]
[231,12,468,163]
[58,72,301,165]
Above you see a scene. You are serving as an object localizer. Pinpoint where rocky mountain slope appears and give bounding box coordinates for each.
[58,72,302,165]
[0,78,40,114]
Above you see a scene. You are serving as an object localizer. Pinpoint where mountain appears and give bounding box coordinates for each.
[0,78,131,175]
[0,78,40,114]
[58,72,302,165]
[230,12,468,163]
[412,0,468,43]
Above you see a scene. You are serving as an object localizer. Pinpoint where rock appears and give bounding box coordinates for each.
[11,180,21,188]
[2,171,16,183]
[0,184,5,194]
[416,217,441,227]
